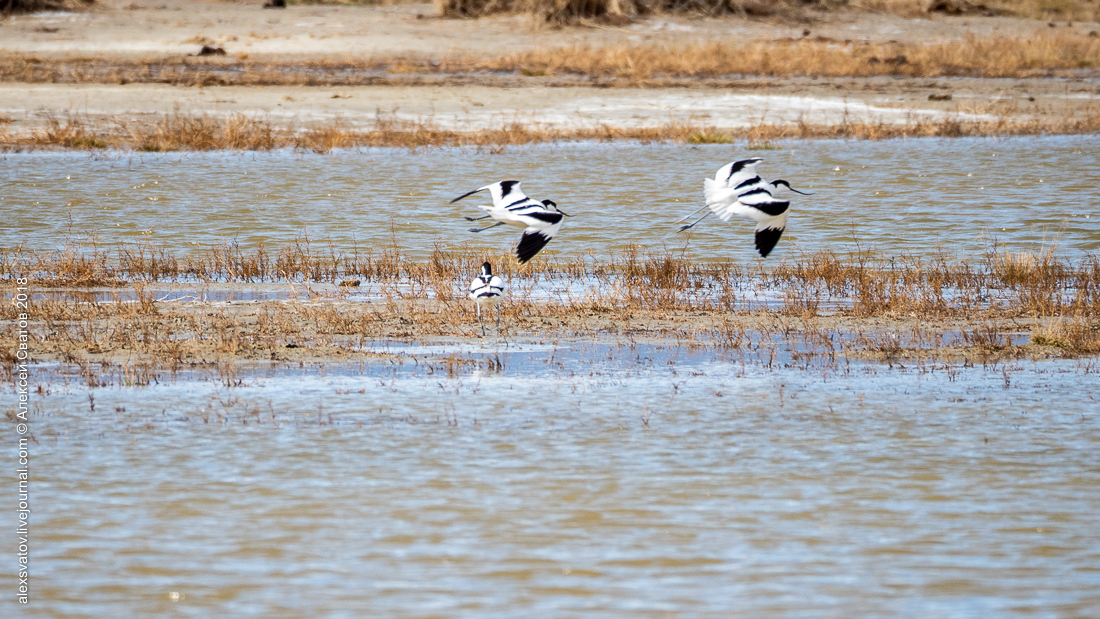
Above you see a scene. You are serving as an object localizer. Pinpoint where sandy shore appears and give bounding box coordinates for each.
[3,76,1095,136]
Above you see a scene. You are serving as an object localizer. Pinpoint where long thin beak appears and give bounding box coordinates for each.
[450,188,484,203]
[789,188,814,196]
[559,210,573,217]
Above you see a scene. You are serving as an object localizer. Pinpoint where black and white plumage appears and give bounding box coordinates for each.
[469,261,504,336]
[677,158,812,258]
[451,181,571,264]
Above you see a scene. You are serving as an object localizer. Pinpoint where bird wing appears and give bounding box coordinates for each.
[714,158,763,189]
[515,228,555,264]
[488,181,528,209]
[505,197,545,213]
[489,275,505,294]
[511,204,566,263]
[753,212,789,258]
[738,188,791,219]
[704,178,754,222]
[469,275,488,295]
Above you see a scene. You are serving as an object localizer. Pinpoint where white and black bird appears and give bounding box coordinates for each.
[451,180,571,264]
[468,261,504,336]
[677,158,812,258]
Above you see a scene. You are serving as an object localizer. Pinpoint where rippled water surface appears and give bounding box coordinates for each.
[3,138,1100,616]
[3,136,1099,261]
[5,345,1100,616]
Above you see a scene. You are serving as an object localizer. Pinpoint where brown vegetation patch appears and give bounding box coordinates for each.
[3,240,1097,375]
[482,31,1100,80]
[3,108,1099,152]
[433,0,1100,23]
[2,31,1098,86]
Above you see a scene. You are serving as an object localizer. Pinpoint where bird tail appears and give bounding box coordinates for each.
[703,178,736,221]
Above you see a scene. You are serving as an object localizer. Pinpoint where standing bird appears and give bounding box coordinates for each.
[677,158,812,258]
[468,262,504,336]
[451,180,571,264]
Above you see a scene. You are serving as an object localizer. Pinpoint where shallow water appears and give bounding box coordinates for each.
[4,138,1100,616]
[6,343,1100,616]
[3,136,1098,263]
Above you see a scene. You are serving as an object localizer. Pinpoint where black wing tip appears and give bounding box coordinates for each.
[754,227,785,258]
[451,190,478,203]
[515,231,551,264]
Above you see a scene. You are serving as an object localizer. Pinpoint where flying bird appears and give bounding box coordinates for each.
[451,180,571,264]
[468,262,504,336]
[677,158,812,258]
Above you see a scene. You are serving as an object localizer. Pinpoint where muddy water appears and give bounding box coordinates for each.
[8,343,1100,615]
[2,136,1098,262]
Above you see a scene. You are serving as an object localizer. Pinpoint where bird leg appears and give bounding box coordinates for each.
[477,304,485,337]
[496,304,501,331]
[674,203,712,223]
[469,222,505,233]
[464,214,491,221]
[678,211,713,232]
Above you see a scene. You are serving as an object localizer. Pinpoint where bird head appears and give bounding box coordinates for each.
[480,262,492,276]
[772,179,814,196]
[543,199,572,217]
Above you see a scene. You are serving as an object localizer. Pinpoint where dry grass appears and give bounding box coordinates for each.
[1031,317,1100,354]
[434,0,1100,23]
[2,31,1098,86]
[4,243,1098,369]
[4,240,1097,315]
[4,107,1099,153]
[482,31,1100,80]
[4,241,1098,370]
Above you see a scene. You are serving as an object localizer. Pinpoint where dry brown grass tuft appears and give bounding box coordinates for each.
[1031,318,1100,354]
